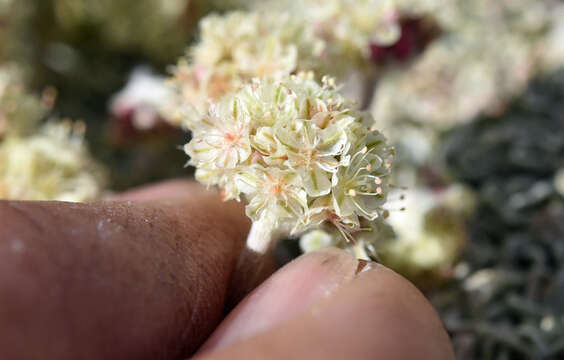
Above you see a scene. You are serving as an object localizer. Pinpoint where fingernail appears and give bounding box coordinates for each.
[198,247,359,353]
[355,259,378,275]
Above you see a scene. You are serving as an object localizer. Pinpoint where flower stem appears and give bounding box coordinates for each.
[246,214,278,254]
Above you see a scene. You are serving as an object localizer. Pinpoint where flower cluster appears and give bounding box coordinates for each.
[257,0,403,68]
[0,64,106,202]
[368,0,564,173]
[372,0,564,133]
[299,185,474,286]
[109,67,177,140]
[377,186,473,280]
[167,11,325,128]
[295,0,402,64]
[0,121,106,201]
[372,31,535,132]
[185,74,394,245]
[167,2,411,129]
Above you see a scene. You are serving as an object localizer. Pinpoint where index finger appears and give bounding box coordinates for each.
[0,181,261,360]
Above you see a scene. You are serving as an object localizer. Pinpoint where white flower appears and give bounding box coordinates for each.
[183,74,394,248]
[371,0,564,147]
[276,119,348,196]
[168,11,325,126]
[332,131,394,222]
[0,64,105,202]
[0,121,106,202]
[109,67,175,131]
[375,186,474,280]
[299,229,335,253]
[256,0,402,67]
[307,194,361,242]
[185,97,252,169]
[236,166,308,231]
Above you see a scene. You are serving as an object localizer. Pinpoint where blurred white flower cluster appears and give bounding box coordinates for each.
[167,11,326,128]
[167,2,407,128]
[0,121,106,201]
[109,67,177,138]
[377,185,474,280]
[372,0,564,135]
[185,74,394,245]
[265,0,402,67]
[0,65,106,202]
[300,184,475,281]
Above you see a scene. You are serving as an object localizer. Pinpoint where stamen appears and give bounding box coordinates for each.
[355,191,374,196]
[335,223,354,243]
[352,198,379,220]
[357,146,382,166]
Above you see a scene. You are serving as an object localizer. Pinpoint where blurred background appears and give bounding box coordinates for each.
[1,1,564,359]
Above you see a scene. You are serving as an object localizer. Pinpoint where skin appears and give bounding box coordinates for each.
[0,180,454,360]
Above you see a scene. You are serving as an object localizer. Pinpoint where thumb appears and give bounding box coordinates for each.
[196,248,455,360]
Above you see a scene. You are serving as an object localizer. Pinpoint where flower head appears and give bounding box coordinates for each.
[332,131,394,222]
[0,64,106,202]
[167,11,325,128]
[256,0,403,69]
[184,74,394,240]
[308,0,402,52]
[186,97,252,169]
[0,121,106,201]
[371,0,564,139]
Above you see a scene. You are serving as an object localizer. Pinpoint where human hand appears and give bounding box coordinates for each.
[0,180,454,359]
